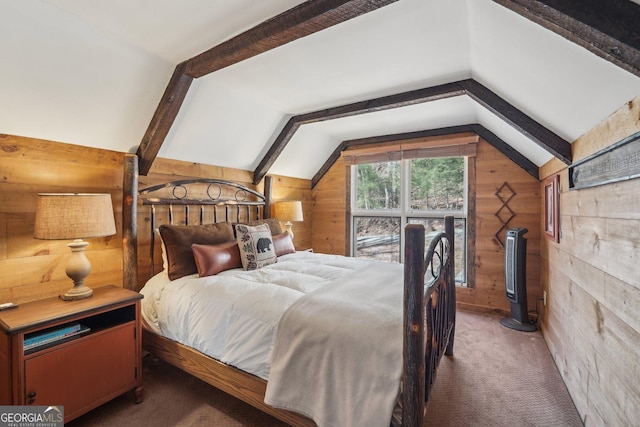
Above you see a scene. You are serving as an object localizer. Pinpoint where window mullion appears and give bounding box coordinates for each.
[400,159,411,260]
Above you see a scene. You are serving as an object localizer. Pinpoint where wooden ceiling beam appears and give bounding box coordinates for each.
[254,79,569,185]
[458,79,571,164]
[492,0,640,78]
[136,62,193,175]
[186,0,399,78]
[253,83,464,184]
[136,0,398,175]
[310,124,539,188]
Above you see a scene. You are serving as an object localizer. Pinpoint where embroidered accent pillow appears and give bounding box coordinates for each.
[236,223,277,270]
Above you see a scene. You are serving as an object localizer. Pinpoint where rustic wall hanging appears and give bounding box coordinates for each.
[569,130,640,190]
[494,182,516,247]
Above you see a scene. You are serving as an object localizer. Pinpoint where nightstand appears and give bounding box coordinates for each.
[0,285,143,423]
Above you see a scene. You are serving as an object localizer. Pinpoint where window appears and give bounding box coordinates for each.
[350,155,470,286]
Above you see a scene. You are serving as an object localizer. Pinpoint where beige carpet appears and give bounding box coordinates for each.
[423,311,583,426]
[67,310,583,426]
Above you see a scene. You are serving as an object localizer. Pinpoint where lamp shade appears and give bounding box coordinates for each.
[34,193,116,240]
[274,201,303,223]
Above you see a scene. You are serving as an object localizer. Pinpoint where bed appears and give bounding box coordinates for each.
[121,155,456,427]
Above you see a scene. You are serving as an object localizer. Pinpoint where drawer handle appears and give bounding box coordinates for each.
[28,391,36,404]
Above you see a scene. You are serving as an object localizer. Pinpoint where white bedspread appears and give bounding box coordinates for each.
[140,251,379,380]
[264,261,404,427]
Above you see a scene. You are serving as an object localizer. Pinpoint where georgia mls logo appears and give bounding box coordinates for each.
[0,405,64,427]
[43,406,63,419]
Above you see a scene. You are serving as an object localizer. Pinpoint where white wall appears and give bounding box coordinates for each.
[0,1,172,152]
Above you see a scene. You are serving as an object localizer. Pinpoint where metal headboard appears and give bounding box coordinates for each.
[138,178,268,276]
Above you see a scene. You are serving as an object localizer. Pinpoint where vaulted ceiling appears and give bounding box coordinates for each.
[3,0,640,185]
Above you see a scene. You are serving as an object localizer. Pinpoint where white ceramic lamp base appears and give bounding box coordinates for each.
[60,239,94,301]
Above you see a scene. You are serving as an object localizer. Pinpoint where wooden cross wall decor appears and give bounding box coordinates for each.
[494,182,516,247]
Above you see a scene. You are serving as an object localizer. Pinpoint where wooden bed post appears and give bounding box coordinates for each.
[445,215,455,356]
[403,217,456,426]
[403,224,426,427]
[263,175,273,219]
[123,154,138,291]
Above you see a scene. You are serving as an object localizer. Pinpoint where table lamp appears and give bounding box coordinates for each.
[34,193,116,300]
[273,200,303,241]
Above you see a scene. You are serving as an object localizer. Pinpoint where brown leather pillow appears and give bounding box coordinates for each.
[272,232,296,256]
[192,242,242,277]
[159,222,235,280]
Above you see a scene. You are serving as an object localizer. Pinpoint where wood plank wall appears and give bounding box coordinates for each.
[311,157,348,255]
[539,96,640,426]
[0,134,124,304]
[311,139,542,316]
[462,142,541,314]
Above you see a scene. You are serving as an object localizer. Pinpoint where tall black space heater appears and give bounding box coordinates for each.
[500,227,536,332]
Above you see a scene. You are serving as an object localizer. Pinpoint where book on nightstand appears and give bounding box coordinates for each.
[24,323,91,351]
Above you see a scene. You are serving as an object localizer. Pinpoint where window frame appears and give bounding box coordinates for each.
[349,156,473,287]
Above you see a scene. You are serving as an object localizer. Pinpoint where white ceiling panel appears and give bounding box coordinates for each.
[1,0,171,153]
[473,105,554,167]
[161,0,474,178]
[195,0,472,113]
[1,0,639,181]
[469,0,640,143]
[44,0,307,63]
[158,79,289,172]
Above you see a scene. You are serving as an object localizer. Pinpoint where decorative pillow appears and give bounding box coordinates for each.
[192,242,242,277]
[235,223,277,270]
[236,217,282,236]
[272,232,296,256]
[159,222,235,280]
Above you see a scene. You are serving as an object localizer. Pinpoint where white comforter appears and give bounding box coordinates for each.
[140,251,404,426]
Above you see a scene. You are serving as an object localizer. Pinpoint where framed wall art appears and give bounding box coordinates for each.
[544,174,560,242]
